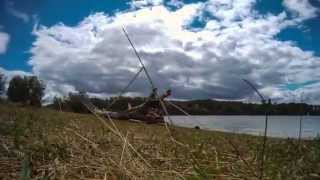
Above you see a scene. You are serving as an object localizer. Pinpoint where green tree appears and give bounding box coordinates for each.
[0,72,5,96]
[67,91,89,113]
[7,76,29,103]
[7,75,45,106]
[28,76,45,106]
[52,96,63,111]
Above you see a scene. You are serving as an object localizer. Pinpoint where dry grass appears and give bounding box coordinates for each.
[0,103,320,179]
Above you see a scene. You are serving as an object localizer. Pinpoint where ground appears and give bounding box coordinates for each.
[0,103,320,179]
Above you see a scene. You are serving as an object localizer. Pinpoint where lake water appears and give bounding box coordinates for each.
[166,115,320,139]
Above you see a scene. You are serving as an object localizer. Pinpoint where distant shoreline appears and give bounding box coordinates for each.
[166,114,320,116]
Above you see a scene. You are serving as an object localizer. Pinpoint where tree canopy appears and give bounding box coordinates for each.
[7,75,45,106]
[0,72,5,96]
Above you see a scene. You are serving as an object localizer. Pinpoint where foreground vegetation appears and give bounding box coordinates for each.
[0,103,320,179]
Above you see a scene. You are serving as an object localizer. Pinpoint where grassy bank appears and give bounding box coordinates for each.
[0,103,319,179]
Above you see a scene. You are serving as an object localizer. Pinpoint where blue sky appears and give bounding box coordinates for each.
[0,0,132,71]
[0,0,320,103]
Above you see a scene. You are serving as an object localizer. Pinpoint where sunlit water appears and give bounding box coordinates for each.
[165,116,320,139]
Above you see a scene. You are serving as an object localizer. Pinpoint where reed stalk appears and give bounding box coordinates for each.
[242,79,269,180]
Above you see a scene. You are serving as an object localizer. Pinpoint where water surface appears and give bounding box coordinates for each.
[166,115,320,139]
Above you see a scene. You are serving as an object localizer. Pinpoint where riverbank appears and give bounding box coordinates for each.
[0,103,319,179]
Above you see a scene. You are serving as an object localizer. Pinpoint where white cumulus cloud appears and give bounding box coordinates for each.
[29,1,320,103]
[130,0,164,9]
[283,0,319,20]
[0,67,31,79]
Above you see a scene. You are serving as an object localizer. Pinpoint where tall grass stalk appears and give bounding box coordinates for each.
[298,93,304,146]
[259,109,268,180]
[242,79,269,180]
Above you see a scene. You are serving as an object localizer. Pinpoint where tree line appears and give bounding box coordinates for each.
[49,93,147,113]
[1,71,320,115]
[50,93,320,115]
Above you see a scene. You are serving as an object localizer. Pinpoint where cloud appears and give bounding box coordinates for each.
[204,0,257,23]
[283,0,319,20]
[5,0,30,23]
[0,67,31,79]
[129,0,164,9]
[166,0,184,8]
[29,1,320,103]
[0,31,10,54]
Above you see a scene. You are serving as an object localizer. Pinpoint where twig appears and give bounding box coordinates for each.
[64,127,98,149]
[242,79,268,180]
[298,92,304,146]
[122,26,155,89]
[159,98,187,147]
[120,132,129,167]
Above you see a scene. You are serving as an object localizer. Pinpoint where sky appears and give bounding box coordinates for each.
[0,0,320,104]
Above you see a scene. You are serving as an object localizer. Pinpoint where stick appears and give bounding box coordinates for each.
[259,111,268,180]
[298,92,304,146]
[122,27,156,89]
[120,132,129,167]
[242,79,268,180]
[107,67,144,109]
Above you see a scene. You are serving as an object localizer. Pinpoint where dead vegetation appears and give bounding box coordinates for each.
[0,103,320,179]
